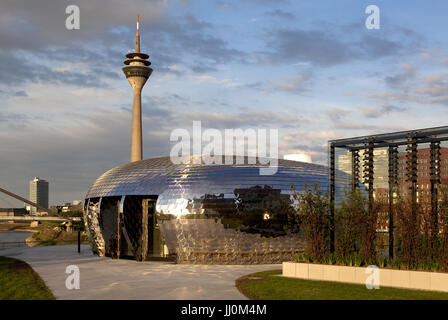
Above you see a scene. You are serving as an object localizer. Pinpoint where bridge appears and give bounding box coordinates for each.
[0,186,80,222]
[0,216,81,222]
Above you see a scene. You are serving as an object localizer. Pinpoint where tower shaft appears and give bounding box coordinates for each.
[131,86,143,162]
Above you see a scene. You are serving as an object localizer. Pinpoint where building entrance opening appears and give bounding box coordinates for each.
[142,199,167,260]
[120,196,169,261]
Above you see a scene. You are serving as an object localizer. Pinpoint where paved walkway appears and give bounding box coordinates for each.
[1,245,280,300]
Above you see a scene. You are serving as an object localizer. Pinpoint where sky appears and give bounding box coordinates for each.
[1,0,448,206]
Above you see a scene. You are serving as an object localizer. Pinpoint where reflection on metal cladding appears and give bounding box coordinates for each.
[157,185,304,264]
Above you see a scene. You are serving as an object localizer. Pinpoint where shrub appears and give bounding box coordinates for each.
[439,189,448,271]
[335,189,383,264]
[292,184,330,262]
[393,194,434,269]
[334,190,363,258]
[290,183,448,273]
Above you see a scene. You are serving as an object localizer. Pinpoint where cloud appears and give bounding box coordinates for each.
[274,72,311,93]
[262,29,355,66]
[258,24,422,67]
[0,88,29,98]
[0,111,30,124]
[281,130,336,164]
[0,0,246,88]
[0,50,118,88]
[384,64,416,89]
[0,0,168,51]
[359,105,406,118]
[370,61,448,106]
[137,90,307,131]
[323,106,408,133]
[179,109,305,129]
[357,34,401,58]
[215,2,230,9]
[195,75,244,87]
[241,0,288,3]
[417,48,448,64]
[265,9,295,21]
[0,111,133,205]
[325,108,350,122]
[14,90,28,97]
[330,122,406,132]
[142,93,190,115]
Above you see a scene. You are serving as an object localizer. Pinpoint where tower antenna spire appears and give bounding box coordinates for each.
[135,15,140,53]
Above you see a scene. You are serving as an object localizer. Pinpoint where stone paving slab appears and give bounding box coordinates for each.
[2,245,280,300]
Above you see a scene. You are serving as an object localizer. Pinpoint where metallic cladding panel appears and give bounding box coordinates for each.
[85,198,105,257]
[86,157,329,198]
[85,157,334,264]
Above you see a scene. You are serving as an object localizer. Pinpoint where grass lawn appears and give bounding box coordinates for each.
[0,256,55,300]
[236,270,448,300]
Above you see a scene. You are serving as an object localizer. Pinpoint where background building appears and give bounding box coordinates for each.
[0,208,27,217]
[335,144,448,202]
[398,148,448,202]
[29,177,49,214]
[51,200,83,214]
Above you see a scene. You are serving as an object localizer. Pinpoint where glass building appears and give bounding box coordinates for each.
[84,156,331,264]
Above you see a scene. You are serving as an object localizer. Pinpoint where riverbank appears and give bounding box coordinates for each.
[0,223,88,248]
[0,223,38,233]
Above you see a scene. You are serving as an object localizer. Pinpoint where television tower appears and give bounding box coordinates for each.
[122,15,153,162]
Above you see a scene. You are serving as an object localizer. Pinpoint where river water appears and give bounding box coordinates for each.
[0,230,33,251]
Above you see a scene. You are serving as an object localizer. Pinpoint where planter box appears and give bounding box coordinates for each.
[282,262,296,277]
[308,263,324,280]
[282,262,448,293]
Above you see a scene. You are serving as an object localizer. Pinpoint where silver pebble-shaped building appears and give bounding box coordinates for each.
[84,156,329,264]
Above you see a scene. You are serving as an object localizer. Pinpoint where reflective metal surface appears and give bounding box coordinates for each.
[85,156,330,264]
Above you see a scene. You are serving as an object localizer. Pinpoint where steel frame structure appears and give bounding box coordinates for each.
[329,126,448,257]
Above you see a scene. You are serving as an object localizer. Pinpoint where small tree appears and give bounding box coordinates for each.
[418,199,434,264]
[292,184,330,261]
[439,188,448,271]
[335,190,365,258]
[335,189,382,264]
[362,195,384,264]
[394,195,420,268]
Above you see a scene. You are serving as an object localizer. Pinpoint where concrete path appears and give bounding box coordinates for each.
[1,245,280,300]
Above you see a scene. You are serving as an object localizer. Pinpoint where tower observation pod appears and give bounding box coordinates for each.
[122,15,153,162]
